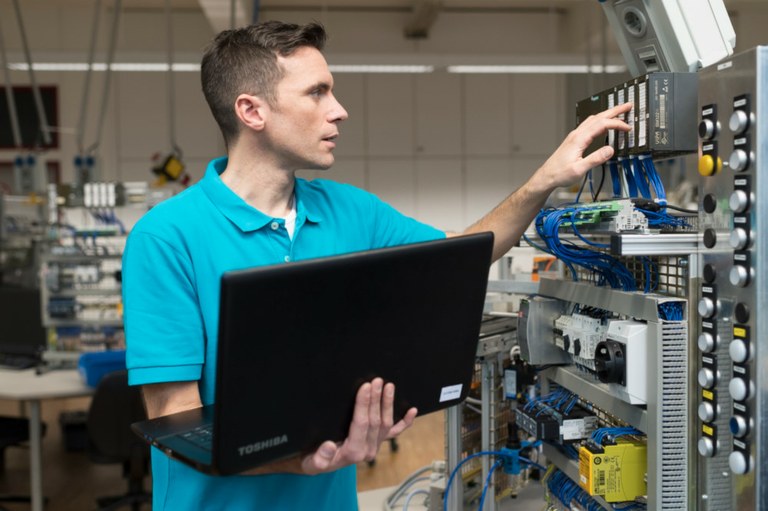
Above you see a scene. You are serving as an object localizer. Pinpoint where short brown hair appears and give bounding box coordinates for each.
[201,21,327,147]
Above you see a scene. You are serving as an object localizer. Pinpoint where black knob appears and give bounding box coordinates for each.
[704,228,717,248]
[703,264,717,283]
[703,194,717,214]
[735,302,750,323]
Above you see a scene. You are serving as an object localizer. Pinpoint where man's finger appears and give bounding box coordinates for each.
[579,146,616,173]
[598,101,633,118]
[380,382,395,438]
[366,378,384,450]
[301,441,338,474]
[579,118,632,144]
[346,382,372,448]
[386,407,418,439]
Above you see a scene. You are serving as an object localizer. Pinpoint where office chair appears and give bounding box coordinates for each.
[87,370,151,511]
[0,416,47,511]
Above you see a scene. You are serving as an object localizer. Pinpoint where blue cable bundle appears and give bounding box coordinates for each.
[630,157,652,200]
[633,155,690,229]
[546,469,604,511]
[640,257,658,294]
[524,388,570,414]
[90,209,127,234]
[638,154,666,205]
[590,427,644,445]
[619,158,639,198]
[561,443,580,460]
[531,207,637,291]
[609,160,621,197]
[657,301,684,321]
[442,449,546,511]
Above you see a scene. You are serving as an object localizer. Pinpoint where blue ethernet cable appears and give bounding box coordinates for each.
[630,156,652,199]
[442,450,545,511]
[620,158,638,197]
[477,459,504,511]
[609,160,622,197]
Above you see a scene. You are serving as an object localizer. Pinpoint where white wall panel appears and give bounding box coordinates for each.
[464,75,511,156]
[368,159,416,218]
[323,158,366,189]
[332,74,366,158]
[418,12,560,55]
[510,75,566,156]
[509,157,548,193]
[118,11,213,52]
[415,159,463,232]
[415,74,462,157]
[366,75,414,157]
[173,73,222,160]
[464,158,515,228]
[115,73,167,162]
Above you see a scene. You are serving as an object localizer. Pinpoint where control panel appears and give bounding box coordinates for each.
[697,46,766,509]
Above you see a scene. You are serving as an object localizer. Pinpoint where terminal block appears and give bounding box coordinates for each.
[516,405,598,443]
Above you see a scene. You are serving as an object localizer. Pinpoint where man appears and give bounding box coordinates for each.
[123,20,631,510]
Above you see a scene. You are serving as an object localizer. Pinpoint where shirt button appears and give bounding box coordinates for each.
[270,221,279,230]
[284,256,291,262]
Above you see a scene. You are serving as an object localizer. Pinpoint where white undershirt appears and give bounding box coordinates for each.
[283,196,297,240]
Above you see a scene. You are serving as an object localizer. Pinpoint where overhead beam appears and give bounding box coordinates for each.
[404,0,441,39]
[197,0,253,33]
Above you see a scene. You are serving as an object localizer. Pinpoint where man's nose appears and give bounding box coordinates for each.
[329,94,348,122]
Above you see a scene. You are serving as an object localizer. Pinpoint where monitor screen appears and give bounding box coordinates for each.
[0,285,47,356]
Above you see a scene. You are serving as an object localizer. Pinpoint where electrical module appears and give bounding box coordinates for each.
[578,438,647,502]
[577,72,699,160]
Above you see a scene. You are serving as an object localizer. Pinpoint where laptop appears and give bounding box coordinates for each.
[132,232,494,475]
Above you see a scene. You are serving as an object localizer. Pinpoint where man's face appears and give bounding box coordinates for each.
[264,46,348,171]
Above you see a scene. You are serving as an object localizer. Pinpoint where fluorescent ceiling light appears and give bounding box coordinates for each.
[329,64,434,73]
[7,62,201,72]
[7,62,626,74]
[447,64,627,74]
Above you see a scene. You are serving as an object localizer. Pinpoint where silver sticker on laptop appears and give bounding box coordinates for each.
[439,384,463,402]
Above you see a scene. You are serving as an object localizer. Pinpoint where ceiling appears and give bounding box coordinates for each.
[107,0,765,9]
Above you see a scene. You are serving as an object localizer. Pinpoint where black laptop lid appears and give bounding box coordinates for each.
[213,232,493,474]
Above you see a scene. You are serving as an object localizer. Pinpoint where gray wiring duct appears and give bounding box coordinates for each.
[76,0,103,154]
[0,13,22,148]
[86,0,122,156]
[11,0,50,146]
[164,0,182,158]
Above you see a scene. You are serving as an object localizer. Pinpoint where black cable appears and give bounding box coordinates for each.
[663,203,698,214]
[591,163,606,201]
[575,171,589,203]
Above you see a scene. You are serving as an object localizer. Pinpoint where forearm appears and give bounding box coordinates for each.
[142,381,307,475]
[141,381,203,419]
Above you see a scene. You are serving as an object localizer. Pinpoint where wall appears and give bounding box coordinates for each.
[1,1,766,233]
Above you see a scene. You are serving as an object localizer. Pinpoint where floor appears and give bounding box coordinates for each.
[1,396,547,510]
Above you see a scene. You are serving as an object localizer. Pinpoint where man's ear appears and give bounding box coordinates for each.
[234,93,269,132]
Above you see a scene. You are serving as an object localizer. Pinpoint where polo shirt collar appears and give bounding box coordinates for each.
[200,157,322,232]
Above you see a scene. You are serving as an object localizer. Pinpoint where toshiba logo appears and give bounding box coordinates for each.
[238,435,288,456]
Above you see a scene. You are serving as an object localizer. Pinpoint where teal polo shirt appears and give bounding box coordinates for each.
[123,157,444,510]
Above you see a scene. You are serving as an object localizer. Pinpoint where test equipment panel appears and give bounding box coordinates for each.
[696,46,767,511]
